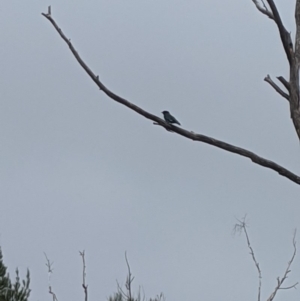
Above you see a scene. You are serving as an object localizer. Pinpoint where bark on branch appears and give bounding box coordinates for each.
[42,7,300,186]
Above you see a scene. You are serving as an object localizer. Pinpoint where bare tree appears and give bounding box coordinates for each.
[41,5,300,186]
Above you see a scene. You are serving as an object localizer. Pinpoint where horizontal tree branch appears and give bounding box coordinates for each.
[264,75,290,101]
[42,7,300,186]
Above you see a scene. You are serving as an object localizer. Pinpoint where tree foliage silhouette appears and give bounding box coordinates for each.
[0,248,30,301]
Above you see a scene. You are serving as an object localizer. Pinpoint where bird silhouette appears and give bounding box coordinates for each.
[162,111,181,125]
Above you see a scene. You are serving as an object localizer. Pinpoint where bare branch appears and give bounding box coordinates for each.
[266,0,293,64]
[251,0,274,19]
[125,252,133,301]
[42,8,300,186]
[116,281,128,300]
[44,253,58,301]
[116,253,135,301]
[252,0,293,64]
[264,75,290,101]
[261,0,268,11]
[79,251,88,301]
[252,0,300,142]
[279,283,298,290]
[276,76,290,91]
[266,230,298,301]
[251,0,300,141]
[234,216,262,301]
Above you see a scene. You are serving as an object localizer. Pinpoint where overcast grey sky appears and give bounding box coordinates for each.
[1,1,300,301]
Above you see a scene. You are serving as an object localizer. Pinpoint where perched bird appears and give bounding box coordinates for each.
[162,110,181,125]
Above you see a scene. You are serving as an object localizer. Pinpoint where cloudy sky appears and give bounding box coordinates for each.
[1,1,300,301]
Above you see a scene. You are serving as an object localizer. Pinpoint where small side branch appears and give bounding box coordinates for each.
[42,7,300,186]
[264,75,290,101]
[124,252,134,301]
[251,0,274,19]
[234,217,262,301]
[116,252,135,301]
[276,76,290,92]
[266,230,298,301]
[44,253,58,301]
[79,251,88,301]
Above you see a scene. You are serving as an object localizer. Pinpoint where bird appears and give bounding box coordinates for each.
[162,111,181,125]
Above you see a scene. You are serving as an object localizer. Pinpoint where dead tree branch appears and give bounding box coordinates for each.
[116,252,135,301]
[251,0,274,19]
[266,0,293,64]
[44,252,59,301]
[251,1,300,140]
[125,252,133,301]
[234,217,262,301]
[79,250,88,301]
[266,230,298,301]
[252,0,293,63]
[42,6,300,186]
[234,220,298,301]
[264,75,290,101]
[276,76,290,92]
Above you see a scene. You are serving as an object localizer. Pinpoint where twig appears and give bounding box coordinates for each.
[261,0,268,11]
[125,252,134,301]
[79,251,88,301]
[116,280,128,300]
[266,230,298,301]
[116,252,135,301]
[234,216,262,301]
[44,253,58,301]
[234,222,298,301]
[41,7,300,186]
[264,75,290,101]
[251,0,274,19]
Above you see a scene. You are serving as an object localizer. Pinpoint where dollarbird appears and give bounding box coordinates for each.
[162,110,181,125]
